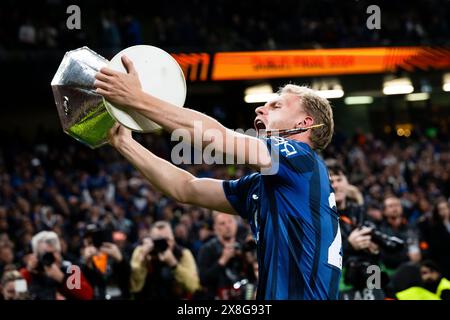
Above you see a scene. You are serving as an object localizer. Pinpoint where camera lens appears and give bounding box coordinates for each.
[39,252,55,267]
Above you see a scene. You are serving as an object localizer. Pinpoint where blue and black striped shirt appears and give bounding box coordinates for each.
[223,137,342,300]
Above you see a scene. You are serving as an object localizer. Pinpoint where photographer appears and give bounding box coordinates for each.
[328,164,385,299]
[328,164,379,255]
[418,199,450,278]
[197,212,252,300]
[19,231,93,300]
[379,196,421,270]
[130,221,199,299]
[80,225,131,299]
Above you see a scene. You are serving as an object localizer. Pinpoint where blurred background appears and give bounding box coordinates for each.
[0,0,449,300]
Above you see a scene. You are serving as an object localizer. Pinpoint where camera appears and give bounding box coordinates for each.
[242,240,257,253]
[84,224,113,247]
[233,242,242,252]
[362,221,405,252]
[342,220,403,292]
[150,238,169,255]
[36,252,56,272]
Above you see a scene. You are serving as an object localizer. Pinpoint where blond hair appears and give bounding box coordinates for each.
[1,270,23,286]
[279,84,334,151]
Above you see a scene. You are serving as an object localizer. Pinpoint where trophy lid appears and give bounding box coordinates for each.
[104,45,187,132]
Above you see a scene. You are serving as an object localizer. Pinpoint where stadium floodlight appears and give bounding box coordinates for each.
[344,96,374,105]
[443,73,450,92]
[406,92,429,101]
[383,77,414,95]
[244,84,278,103]
[316,87,344,99]
[312,79,344,99]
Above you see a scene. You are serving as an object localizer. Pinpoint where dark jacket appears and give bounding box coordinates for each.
[81,256,131,299]
[419,220,450,278]
[378,222,411,270]
[197,237,244,299]
[19,261,93,300]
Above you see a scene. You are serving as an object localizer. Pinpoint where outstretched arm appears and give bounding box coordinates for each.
[108,122,236,214]
[94,56,271,169]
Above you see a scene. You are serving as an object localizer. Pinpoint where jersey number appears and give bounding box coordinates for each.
[327,225,342,269]
[327,192,342,269]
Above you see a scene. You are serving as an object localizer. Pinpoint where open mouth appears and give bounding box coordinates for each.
[254,119,266,133]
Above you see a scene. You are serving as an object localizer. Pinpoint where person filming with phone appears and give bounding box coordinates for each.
[130,221,200,299]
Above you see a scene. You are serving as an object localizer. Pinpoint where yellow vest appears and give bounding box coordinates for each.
[396,287,441,300]
[436,278,450,298]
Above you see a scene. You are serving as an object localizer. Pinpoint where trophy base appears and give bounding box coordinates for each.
[66,103,116,149]
[52,84,115,149]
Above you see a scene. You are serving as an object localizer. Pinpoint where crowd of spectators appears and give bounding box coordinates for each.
[1,0,450,54]
[1,0,450,301]
[0,126,449,300]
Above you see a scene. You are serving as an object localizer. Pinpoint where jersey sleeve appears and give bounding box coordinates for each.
[222,173,260,220]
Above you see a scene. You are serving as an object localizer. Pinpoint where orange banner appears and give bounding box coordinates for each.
[211,47,450,80]
[171,53,210,81]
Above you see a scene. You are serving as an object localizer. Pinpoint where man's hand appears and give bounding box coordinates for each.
[368,242,380,255]
[107,122,133,149]
[44,263,65,283]
[82,245,98,268]
[158,249,178,268]
[25,253,38,273]
[100,242,123,263]
[218,243,236,266]
[345,184,364,205]
[94,55,143,109]
[138,238,154,263]
[141,238,154,255]
[348,227,373,251]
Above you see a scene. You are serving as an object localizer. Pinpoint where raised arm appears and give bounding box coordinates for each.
[94,56,271,169]
[108,123,236,214]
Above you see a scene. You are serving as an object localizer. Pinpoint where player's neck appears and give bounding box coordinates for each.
[285,133,313,148]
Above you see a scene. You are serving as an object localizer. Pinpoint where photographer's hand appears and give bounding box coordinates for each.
[25,253,38,274]
[45,263,65,283]
[100,242,123,262]
[82,245,98,268]
[348,227,372,251]
[218,243,235,266]
[137,239,154,264]
[158,249,178,268]
[345,184,364,205]
[368,242,380,255]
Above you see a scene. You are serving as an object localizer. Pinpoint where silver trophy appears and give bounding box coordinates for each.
[51,45,187,148]
[51,47,115,148]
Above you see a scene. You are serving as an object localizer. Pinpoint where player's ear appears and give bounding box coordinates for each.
[297,116,314,128]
